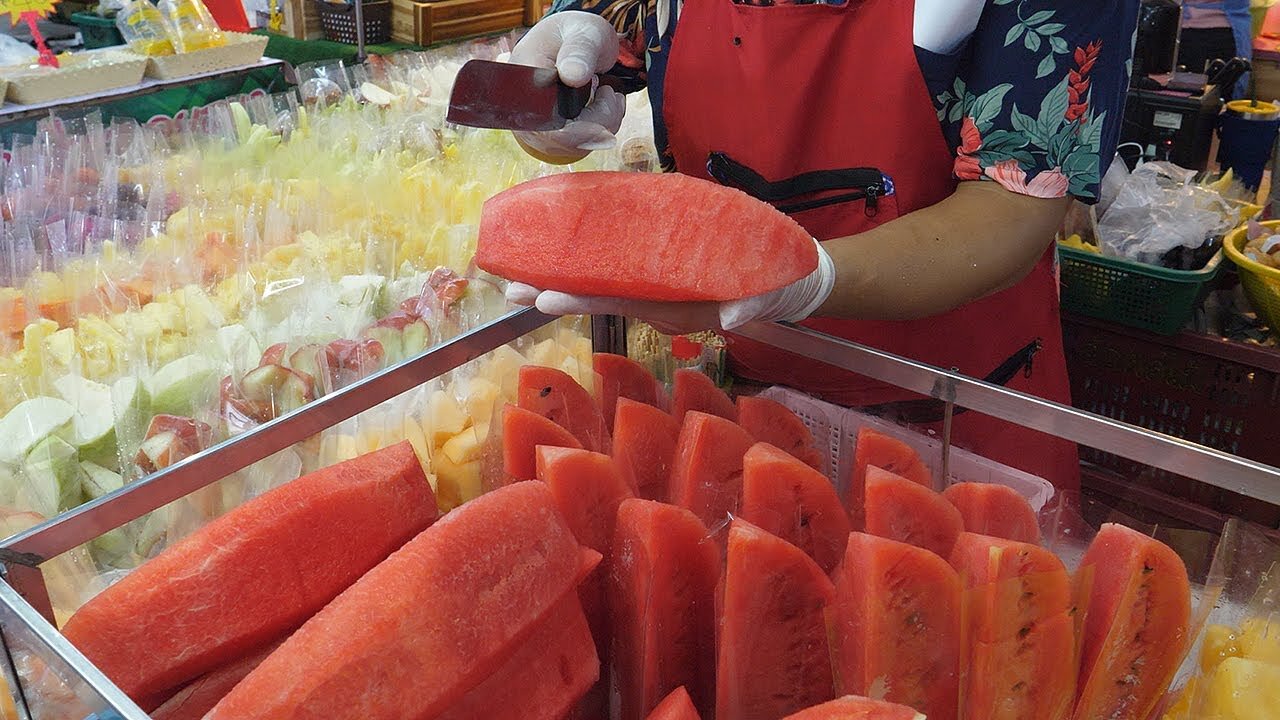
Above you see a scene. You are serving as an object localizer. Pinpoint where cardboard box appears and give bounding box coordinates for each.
[391,0,525,46]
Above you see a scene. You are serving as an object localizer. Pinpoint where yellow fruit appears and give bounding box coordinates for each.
[43,328,77,369]
[525,338,564,370]
[23,319,58,352]
[462,378,501,428]
[1160,676,1196,720]
[1202,624,1245,675]
[441,426,483,465]
[1239,617,1280,665]
[1203,656,1280,719]
[431,453,481,513]
[426,390,468,448]
[483,345,526,401]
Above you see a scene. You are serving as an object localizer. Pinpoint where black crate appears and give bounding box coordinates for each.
[315,0,391,45]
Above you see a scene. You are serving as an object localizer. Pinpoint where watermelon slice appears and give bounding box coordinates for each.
[830,532,961,720]
[739,442,850,575]
[595,353,667,430]
[781,696,924,720]
[151,640,283,720]
[942,482,1041,544]
[864,466,963,559]
[501,403,584,482]
[672,368,737,424]
[668,411,755,527]
[849,428,931,527]
[206,482,590,720]
[476,171,818,302]
[1073,524,1192,720]
[61,442,437,702]
[519,365,611,453]
[612,398,682,501]
[608,499,721,720]
[644,687,702,720]
[736,395,823,469]
[717,518,837,720]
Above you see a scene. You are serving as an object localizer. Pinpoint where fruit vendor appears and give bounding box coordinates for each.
[505,0,1140,492]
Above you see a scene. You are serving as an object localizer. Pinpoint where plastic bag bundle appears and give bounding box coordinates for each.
[1098,162,1239,265]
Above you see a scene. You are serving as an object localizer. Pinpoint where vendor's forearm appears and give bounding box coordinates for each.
[818,181,1071,321]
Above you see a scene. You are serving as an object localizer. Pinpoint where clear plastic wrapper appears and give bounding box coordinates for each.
[1097,161,1239,265]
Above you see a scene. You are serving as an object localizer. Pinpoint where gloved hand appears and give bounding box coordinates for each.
[506,239,838,335]
[508,11,626,161]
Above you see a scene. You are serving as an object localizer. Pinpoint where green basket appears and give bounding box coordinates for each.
[1057,245,1224,335]
[71,12,125,50]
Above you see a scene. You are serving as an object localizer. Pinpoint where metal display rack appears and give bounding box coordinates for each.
[0,308,1276,719]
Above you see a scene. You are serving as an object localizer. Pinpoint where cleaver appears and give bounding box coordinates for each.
[446,59,627,132]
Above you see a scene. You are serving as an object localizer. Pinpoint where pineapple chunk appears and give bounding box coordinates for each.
[23,319,58,352]
[483,345,526,401]
[319,433,359,467]
[1203,657,1280,720]
[43,328,78,369]
[1239,617,1280,665]
[462,378,502,429]
[525,338,564,370]
[1202,624,1245,675]
[426,390,468,448]
[441,426,483,465]
[431,453,481,513]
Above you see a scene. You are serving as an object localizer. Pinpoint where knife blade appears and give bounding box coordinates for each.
[446,59,625,132]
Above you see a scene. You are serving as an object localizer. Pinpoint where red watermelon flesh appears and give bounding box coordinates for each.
[669,411,756,527]
[475,171,818,302]
[849,428,931,528]
[151,640,283,720]
[717,518,837,720]
[736,395,823,469]
[206,482,588,720]
[609,499,721,720]
[948,532,1072,643]
[781,696,924,720]
[672,368,737,424]
[519,365,612,454]
[942,482,1041,544]
[612,398,682,501]
[644,686,702,720]
[61,442,437,703]
[595,353,668,431]
[502,403,584,481]
[864,466,963,559]
[1073,524,1191,720]
[830,533,961,720]
[739,442,850,575]
[436,592,600,720]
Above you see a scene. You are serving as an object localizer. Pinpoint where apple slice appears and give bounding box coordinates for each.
[259,342,289,367]
[111,376,151,466]
[147,354,219,417]
[401,318,432,358]
[239,364,315,419]
[81,461,125,500]
[289,344,339,397]
[329,338,385,387]
[216,324,263,377]
[0,397,75,465]
[20,436,84,516]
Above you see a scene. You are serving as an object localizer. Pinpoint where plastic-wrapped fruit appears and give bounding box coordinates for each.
[1202,656,1280,720]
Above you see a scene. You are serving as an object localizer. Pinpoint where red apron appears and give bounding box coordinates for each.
[661,0,1080,491]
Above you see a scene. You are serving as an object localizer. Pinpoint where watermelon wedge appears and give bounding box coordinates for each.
[849,428,931,527]
[151,641,283,720]
[612,398,682,501]
[830,532,961,720]
[717,518,837,720]
[942,482,1041,544]
[736,395,823,469]
[519,365,611,453]
[781,696,924,720]
[864,466,963,559]
[739,442,850,575]
[672,368,737,424]
[206,482,589,720]
[502,403,584,481]
[608,499,721,720]
[1073,524,1192,720]
[61,442,437,703]
[476,171,819,302]
[595,353,667,430]
[645,687,702,720]
[669,411,755,527]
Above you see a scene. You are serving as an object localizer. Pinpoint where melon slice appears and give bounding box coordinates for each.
[864,466,963,559]
[672,369,736,424]
[849,428,931,527]
[595,353,667,430]
[739,442,849,575]
[644,686,702,720]
[612,398,682,501]
[151,640,283,720]
[668,411,755,527]
[942,482,1041,544]
[501,403,584,482]
[736,395,823,469]
[518,365,611,454]
[781,696,924,720]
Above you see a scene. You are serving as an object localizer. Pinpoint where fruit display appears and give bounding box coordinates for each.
[22,354,1208,720]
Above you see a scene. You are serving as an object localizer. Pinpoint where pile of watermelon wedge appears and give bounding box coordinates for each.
[55,355,1195,720]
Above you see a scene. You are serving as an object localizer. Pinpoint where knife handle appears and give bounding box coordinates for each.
[558,71,630,121]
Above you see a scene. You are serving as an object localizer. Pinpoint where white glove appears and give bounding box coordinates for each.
[509,11,626,158]
[506,239,838,335]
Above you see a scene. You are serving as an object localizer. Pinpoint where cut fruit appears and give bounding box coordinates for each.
[736,395,823,469]
[476,171,818,302]
[206,482,587,720]
[501,404,584,482]
[239,364,315,419]
[148,354,219,417]
[644,687,702,720]
[864,466,963,559]
[20,436,83,516]
[0,397,74,465]
[518,365,611,454]
[80,461,124,500]
[62,442,438,703]
[151,640,283,720]
[1073,524,1192,720]
[739,442,849,575]
[781,696,924,720]
[668,411,755,527]
[672,369,736,424]
[609,498,721,720]
[594,353,667,431]
[1201,656,1280,720]
[948,532,1072,643]
[717,518,836,720]
[53,374,118,469]
[612,398,681,501]
[849,428,931,527]
[426,390,469,448]
[830,532,962,720]
[942,482,1041,545]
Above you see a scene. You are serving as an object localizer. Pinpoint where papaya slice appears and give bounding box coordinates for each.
[781,696,923,720]
[501,404,583,482]
[518,365,612,453]
[608,499,721,720]
[672,368,736,424]
[736,395,823,469]
[740,442,850,575]
[948,532,1072,643]
[864,466,963,559]
[669,411,755,527]
[849,427,931,527]
[612,398,682,501]
[942,482,1041,544]
[1073,524,1192,720]
[595,353,668,430]
[830,532,961,720]
[644,686,702,720]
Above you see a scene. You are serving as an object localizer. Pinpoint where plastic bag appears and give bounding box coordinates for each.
[1096,152,1129,218]
[0,35,37,69]
[1097,161,1238,265]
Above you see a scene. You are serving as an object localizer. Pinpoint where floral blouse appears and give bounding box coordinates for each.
[551,0,1140,204]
